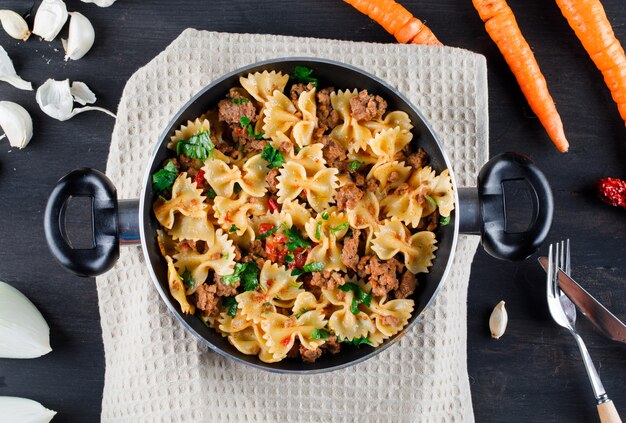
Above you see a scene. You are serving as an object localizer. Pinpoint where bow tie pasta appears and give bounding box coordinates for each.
[150,67,454,364]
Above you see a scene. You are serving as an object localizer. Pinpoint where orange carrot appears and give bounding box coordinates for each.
[343,0,442,46]
[473,0,569,152]
[556,0,626,126]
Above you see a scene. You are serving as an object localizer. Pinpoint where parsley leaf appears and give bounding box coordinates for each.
[315,221,323,240]
[321,212,329,220]
[229,224,240,233]
[291,65,318,88]
[197,314,210,328]
[439,215,450,226]
[339,282,372,308]
[340,337,373,347]
[231,97,249,105]
[205,188,217,200]
[247,124,265,140]
[284,253,294,263]
[222,296,238,317]
[176,130,214,161]
[291,261,324,277]
[310,328,330,340]
[180,269,195,289]
[257,225,279,240]
[239,116,251,128]
[294,307,308,319]
[424,194,437,208]
[350,298,360,315]
[152,160,178,192]
[349,160,364,172]
[221,261,259,291]
[261,144,284,169]
[328,222,349,236]
[281,224,311,251]
[233,182,242,194]
[239,116,265,139]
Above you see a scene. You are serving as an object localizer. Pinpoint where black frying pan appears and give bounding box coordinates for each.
[44,58,553,373]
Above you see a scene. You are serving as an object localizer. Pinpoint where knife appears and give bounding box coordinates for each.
[538,256,626,344]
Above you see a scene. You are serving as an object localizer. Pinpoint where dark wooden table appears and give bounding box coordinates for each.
[0,1,624,422]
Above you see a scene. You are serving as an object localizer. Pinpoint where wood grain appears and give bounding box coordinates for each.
[0,1,624,422]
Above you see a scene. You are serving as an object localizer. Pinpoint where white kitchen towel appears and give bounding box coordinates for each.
[98,29,489,423]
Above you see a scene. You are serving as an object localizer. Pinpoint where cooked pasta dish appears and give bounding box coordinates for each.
[152,67,454,363]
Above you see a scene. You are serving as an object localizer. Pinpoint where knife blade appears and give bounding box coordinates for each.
[538,256,626,344]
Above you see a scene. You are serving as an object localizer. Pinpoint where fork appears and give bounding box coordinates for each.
[547,240,621,423]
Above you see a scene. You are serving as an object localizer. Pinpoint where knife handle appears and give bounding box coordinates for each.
[598,400,622,423]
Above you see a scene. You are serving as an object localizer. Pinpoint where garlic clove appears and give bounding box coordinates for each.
[0,101,33,149]
[0,10,31,41]
[36,78,116,121]
[81,0,117,7]
[63,11,94,61]
[33,0,68,42]
[0,281,52,358]
[0,397,57,423]
[70,81,96,105]
[489,300,508,340]
[0,46,33,91]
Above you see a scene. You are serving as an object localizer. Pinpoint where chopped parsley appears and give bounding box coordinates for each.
[205,188,217,200]
[152,160,178,192]
[257,225,279,240]
[233,182,242,194]
[340,337,373,347]
[321,212,329,220]
[261,144,284,169]
[231,97,250,105]
[261,301,272,314]
[291,261,324,277]
[284,253,294,263]
[291,65,318,88]
[180,269,195,289]
[221,261,259,291]
[350,298,360,315]
[328,222,349,237]
[349,160,364,172]
[310,328,330,340]
[229,224,240,233]
[339,282,372,313]
[176,130,214,161]
[281,224,311,251]
[315,221,323,240]
[294,308,308,318]
[239,116,251,128]
[197,314,210,328]
[424,194,437,208]
[439,215,450,226]
[239,116,265,140]
[222,296,238,317]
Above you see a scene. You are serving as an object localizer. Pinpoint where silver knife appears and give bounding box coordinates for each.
[538,256,626,344]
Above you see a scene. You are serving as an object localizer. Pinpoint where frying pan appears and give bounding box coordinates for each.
[44,58,553,373]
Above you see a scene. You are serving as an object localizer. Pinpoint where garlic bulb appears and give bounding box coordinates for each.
[36,79,116,121]
[0,101,33,149]
[33,0,68,41]
[0,397,57,423]
[70,81,96,105]
[0,10,31,41]
[81,0,117,7]
[0,281,52,358]
[62,12,94,61]
[0,46,33,91]
[489,300,508,340]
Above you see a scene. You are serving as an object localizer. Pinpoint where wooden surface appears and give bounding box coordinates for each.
[0,1,624,422]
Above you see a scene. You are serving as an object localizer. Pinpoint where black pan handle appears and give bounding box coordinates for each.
[44,168,139,277]
[458,152,553,261]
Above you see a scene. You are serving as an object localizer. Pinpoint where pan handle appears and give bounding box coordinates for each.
[44,168,140,277]
[458,152,553,261]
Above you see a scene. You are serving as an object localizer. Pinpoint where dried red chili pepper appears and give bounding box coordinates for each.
[597,177,626,210]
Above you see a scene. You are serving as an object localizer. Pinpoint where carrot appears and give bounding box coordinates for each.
[555,0,626,126]
[343,0,442,46]
[473,0,569,152]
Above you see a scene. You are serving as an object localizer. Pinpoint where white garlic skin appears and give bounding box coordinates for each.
[0,101,33,149]
[81,0,117,7]
[0,281,52,358]
[489,300,508,340]
[0,10,31,41]
[0,46,33,91]
[37,78,116,121]
[33,0,68,41]
[63,12,95,61]
[0,396,57,423]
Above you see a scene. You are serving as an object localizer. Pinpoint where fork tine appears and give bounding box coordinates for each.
[565,239,571,275]
[547,244,556,298]
[553,242,561,297]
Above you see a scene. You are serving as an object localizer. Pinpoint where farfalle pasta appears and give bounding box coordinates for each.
[151,66,454,364]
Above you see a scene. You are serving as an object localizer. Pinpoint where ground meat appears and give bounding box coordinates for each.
[310,271,346,291]
[349,90,387,121]
[266,168,280,194]
[320,335,341,355]
[336,183,364,211]
[406,147,428,170]
[341,229,360,271]
[290,83,315,105]
[320,135,346,166]
[277,139,293,154]
[425,210,440,232]
[381,315,400,327]
[286,341,301,359]
[366,177,379,193]
[232,244,242,262]
[394,270,418,299]
[194,284,219,317]
[393,183,410,196]
[214,273,239,297]
[353,172,366,188]
[317,87,340,132]
[218,91,257,125]
[388,170,400,184]
[357,256,404,296]
[283,316,297,328]
[300,345,323,363]
[229,124,266,153]
[178,154,203,172]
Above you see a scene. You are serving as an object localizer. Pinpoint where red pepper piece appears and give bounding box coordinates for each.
[267,198,279,213]
[193,169,205,187]
[597,177,626,210]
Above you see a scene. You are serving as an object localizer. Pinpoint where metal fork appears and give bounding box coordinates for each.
[547,240,621,423]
